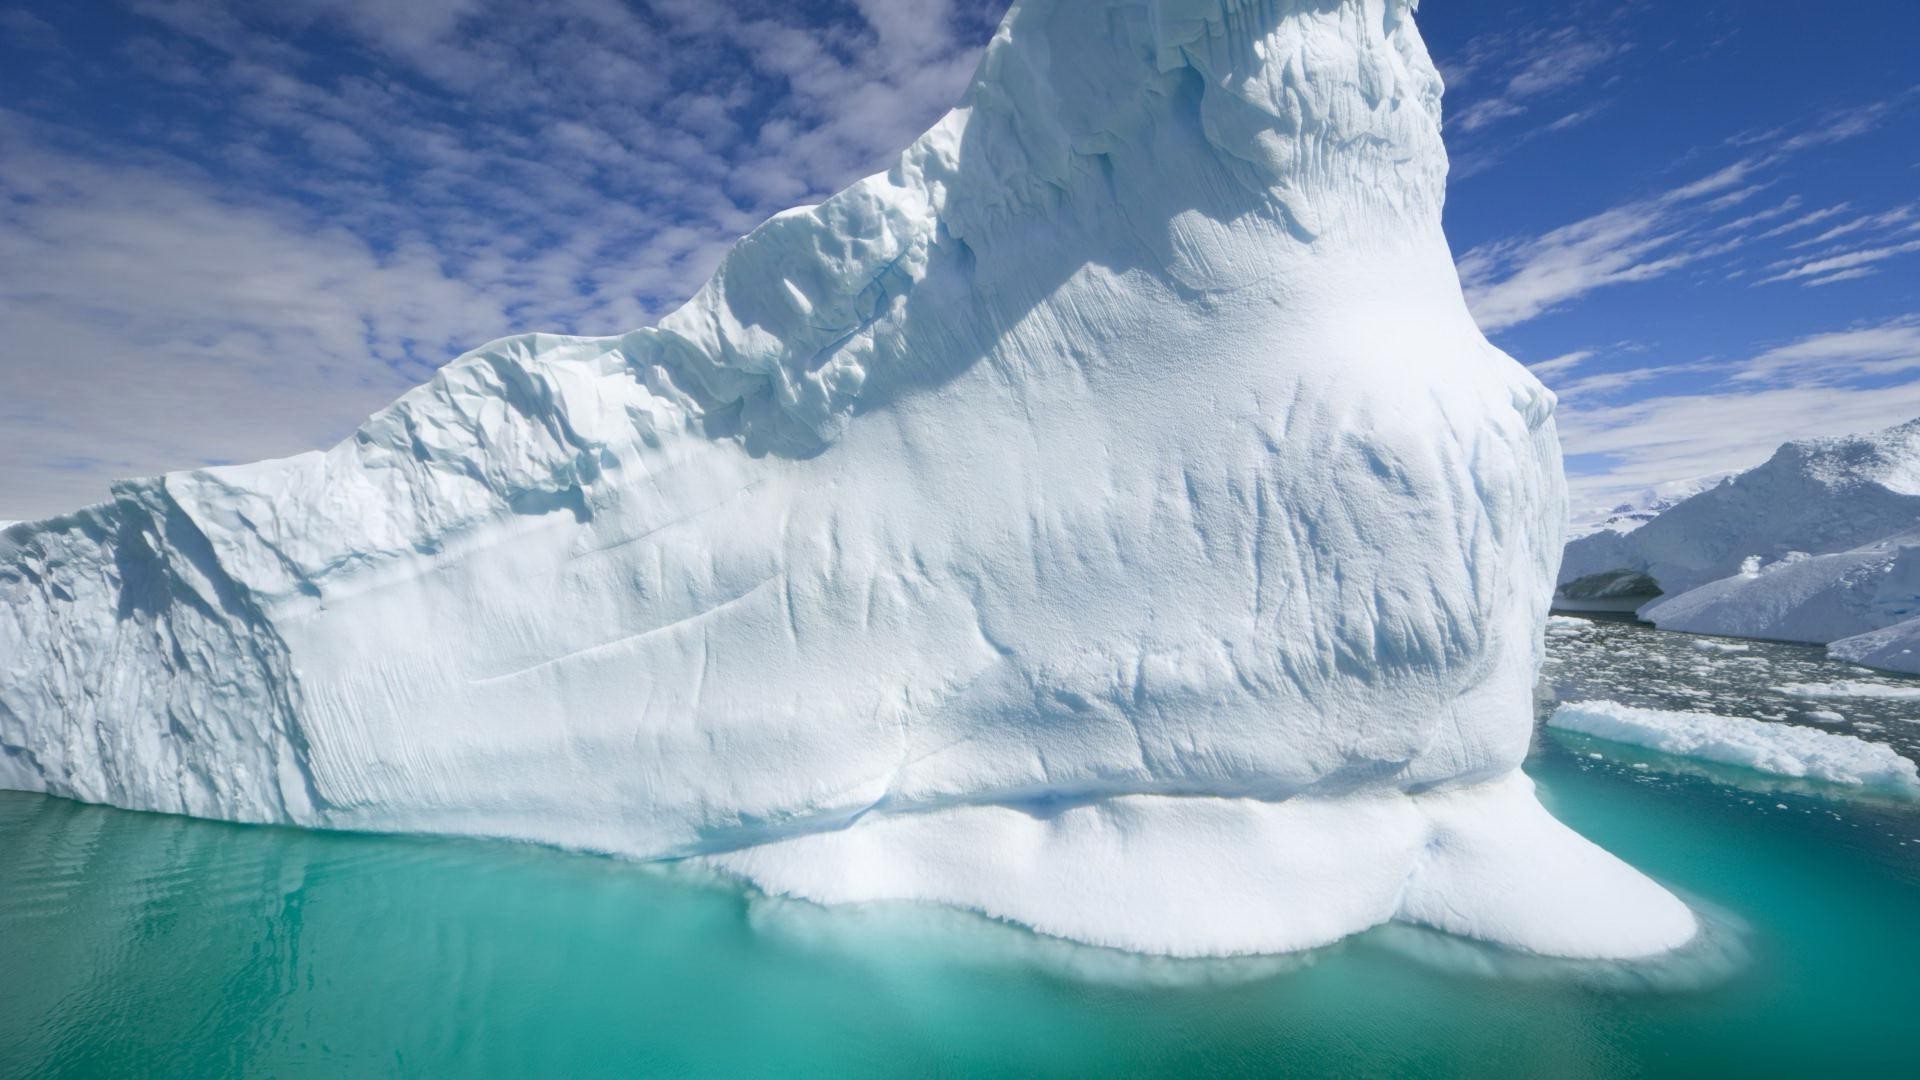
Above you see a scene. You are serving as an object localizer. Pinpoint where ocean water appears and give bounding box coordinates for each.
[3,618,1918,1077]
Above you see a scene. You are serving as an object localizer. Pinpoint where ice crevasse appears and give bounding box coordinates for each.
[0,0,1695,959]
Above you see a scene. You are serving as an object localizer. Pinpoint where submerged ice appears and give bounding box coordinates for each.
[0,0,1694,958]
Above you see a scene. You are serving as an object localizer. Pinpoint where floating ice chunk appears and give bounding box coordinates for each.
[1550,701,1920,794]
[1691,639,1749,654]
[1774,681,1920,703]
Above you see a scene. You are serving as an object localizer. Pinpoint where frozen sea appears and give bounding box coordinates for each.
[3,615,1918,1077]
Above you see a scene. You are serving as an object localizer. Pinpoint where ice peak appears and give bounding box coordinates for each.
[945,0,1446,240]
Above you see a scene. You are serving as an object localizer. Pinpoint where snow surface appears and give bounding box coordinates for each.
[0,0,1693,959]
[1550,701,1920,795]
[1559,418,1920,675]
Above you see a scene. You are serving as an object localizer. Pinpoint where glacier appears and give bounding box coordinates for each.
[1560,418,1920,675]
[0,0,1695,959]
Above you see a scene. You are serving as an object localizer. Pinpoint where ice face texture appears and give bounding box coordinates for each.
[1562,418,1920,674]
[0,0,1694,958]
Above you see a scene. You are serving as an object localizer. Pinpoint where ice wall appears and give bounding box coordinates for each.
[0,0,1694,958]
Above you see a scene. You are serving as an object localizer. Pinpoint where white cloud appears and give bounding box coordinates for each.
[1777,95,1910,152]
[1556,317,1920,507]
[1731,318,1920,383]
[1444,23,1624,134]
[1436,9,1638,177]
[1526,350,1595,379]
[0,139,517,519]
[1759,237,1920,285]
[1712,194,1801,234]
[1544,104,1608,132]
[1786,205,1916,248]
[1554,365,1691,401]
[1459,94,1916,334]
[1559,379,1920,510]
[1751,202,1850,241]
[0,0,1001,518]
[1457,161,1755,333]
[1803,268,1879,287]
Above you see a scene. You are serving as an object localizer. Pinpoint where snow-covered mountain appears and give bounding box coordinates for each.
[1568,475,1729,540]
[0,0,1692,959]
[1559,418,1920,674]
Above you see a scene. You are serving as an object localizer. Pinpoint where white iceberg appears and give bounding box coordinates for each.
[1559,419,1920,673]
[0,0,1694,959]
[1549,701,1920,795]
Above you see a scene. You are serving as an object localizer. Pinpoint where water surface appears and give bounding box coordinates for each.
[3,618,1917,1077]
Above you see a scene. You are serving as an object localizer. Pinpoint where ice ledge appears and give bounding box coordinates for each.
[704,771,1697,960]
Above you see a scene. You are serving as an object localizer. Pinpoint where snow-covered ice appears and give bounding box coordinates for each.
[1549,701,1920,795]
[1558,419,1920,674]
[0,0,1694,959]
[1829,616,1920,676]
[1774,681,1920,703]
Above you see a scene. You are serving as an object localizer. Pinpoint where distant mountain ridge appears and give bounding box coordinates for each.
[1559,417,1920,674]
[1568,474,1730,540]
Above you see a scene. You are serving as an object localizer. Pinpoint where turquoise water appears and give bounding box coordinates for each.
[4,621,1920,1077]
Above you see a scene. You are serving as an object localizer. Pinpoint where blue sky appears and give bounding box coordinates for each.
[0,0,1915,522]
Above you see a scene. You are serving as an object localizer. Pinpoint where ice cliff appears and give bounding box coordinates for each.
[0,0,1694,959]
[1560,418,1920,674]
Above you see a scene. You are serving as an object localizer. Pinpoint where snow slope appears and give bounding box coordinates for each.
[1637,528,1920,642]
[1560,419,1920,674]
[0,0,1693,958]
[1549,701,1920,795]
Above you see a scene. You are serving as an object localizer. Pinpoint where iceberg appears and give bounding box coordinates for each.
[1829,618,1920,675]
[1560,419,1920,674]
[0,0,1694,958]
[1549,701,1920,796]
